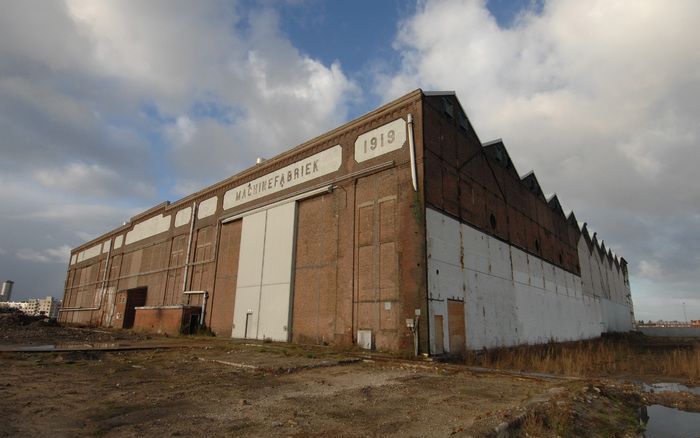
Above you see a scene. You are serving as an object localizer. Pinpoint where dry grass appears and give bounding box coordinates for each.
[515,386,646,438]
[464,335,700,383]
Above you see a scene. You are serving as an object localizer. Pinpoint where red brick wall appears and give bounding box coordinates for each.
[133,307,198,336]
[353,164,425,352]
[206,220,242,336]
[292,193,340,345]
[422,95,580,275]
[61,90,428,353]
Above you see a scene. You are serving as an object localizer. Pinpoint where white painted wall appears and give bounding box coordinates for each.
[577,237,634,330]
[76,243,102,263]
[124,214,171,245]
[197,196,217,219]
[174,207,191,227]
[600,298,633,332]
[426,208,633,353]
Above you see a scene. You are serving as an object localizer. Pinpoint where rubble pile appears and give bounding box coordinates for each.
[0,307,54,327]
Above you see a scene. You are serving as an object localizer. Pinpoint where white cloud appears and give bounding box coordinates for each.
[171,116,197,146]
[638,260,662,281]
[383,0,700,211]
[16,245,71,264]
[0,1,357,300]
[54,2,359,186]
[33,162,155,199]
[383,0,700,319]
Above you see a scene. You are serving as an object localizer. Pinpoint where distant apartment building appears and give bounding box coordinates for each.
[0,301,31,313]
[637,320,695,328]
[35,296,61,319]
[0,281,14,302]
[1,296,61,318]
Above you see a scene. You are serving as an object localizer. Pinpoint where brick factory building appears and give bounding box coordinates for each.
[59,90,634,354]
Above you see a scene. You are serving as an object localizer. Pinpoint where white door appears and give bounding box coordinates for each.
[231,202,296,341]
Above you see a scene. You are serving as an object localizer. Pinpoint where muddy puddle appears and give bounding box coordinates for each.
[642,404,700,437]
[641,382,700,437]
[0,342,177,352]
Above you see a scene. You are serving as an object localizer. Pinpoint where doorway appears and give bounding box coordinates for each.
[434,315,444,354]
[121,287,147,329]
[447,299,466,354]
[231,202,297,341]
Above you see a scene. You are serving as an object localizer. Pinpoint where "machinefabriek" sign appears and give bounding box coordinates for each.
[223,145,342,210]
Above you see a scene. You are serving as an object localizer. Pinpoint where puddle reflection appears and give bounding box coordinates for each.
[0,342,158,352]
[641,404,700,438]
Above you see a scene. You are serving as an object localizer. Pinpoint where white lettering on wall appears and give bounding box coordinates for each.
[354,118,406,163]
[223,145,342,210]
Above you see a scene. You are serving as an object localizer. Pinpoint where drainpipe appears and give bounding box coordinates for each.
[414,315,420,357]
[181,202,197,295]
[408,113,422,354]
[183,290,208,327]
[407,113,418,192]
[407,313,420,357]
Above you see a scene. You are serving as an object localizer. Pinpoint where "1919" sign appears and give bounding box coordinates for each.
[354,118,407,163]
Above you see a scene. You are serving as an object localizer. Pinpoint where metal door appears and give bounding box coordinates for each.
[434,315,444,354]
[447,300,466,354]
[231,210,266,339]
[231,202,296,341]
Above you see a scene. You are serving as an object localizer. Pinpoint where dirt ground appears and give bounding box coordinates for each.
[0,320,694,437]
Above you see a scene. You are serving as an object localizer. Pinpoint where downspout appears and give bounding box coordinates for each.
[206,219,223,328]
[407,112,421,355]
[407,113,418,192]
[182,201,197,296]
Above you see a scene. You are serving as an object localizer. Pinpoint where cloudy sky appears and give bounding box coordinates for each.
[0,0,697,322]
